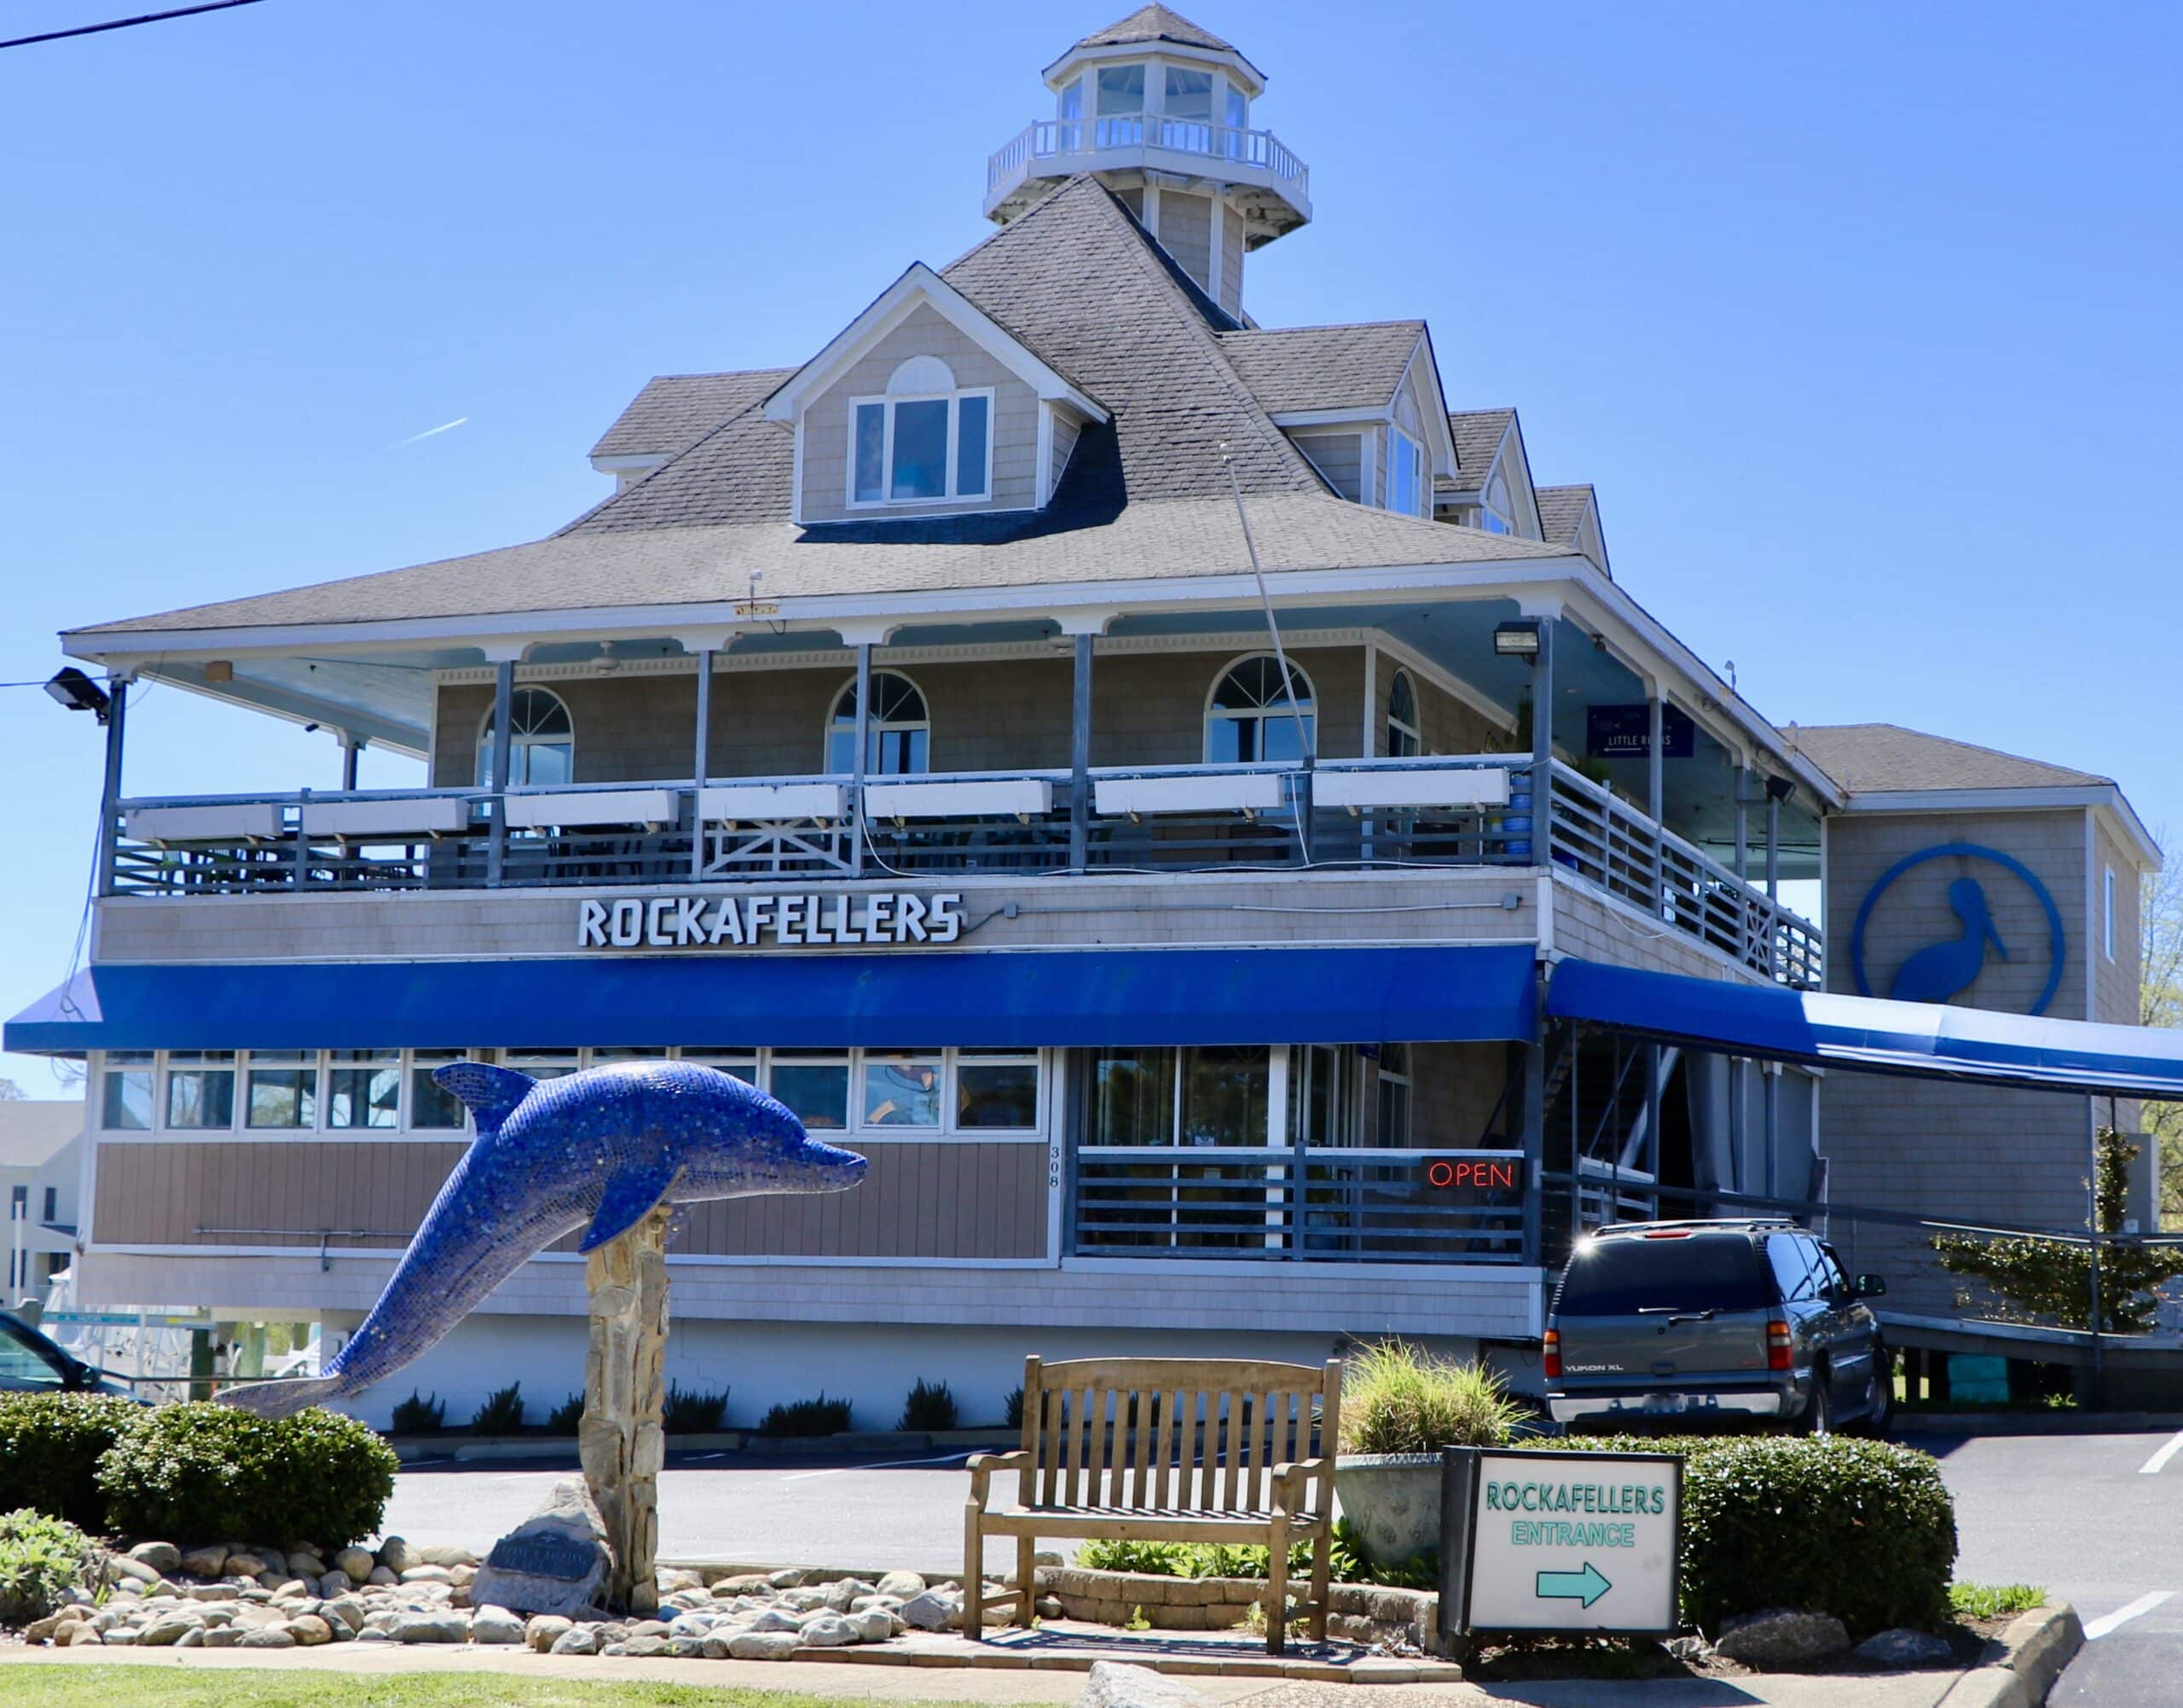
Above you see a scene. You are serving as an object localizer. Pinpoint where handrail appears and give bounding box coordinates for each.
[987,115,1311,194]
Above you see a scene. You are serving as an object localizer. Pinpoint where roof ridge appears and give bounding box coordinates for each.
[1222,318,1427,338]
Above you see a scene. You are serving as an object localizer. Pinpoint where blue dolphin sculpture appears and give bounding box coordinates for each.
[1890,877,2008,1004]
[223,1060,866,1417]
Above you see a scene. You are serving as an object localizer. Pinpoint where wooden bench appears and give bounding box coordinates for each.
[964,1355,1342,1654]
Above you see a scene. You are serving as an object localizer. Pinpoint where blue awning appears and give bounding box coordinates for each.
[1546,959,2183,1099]
[5,945,1538,1053]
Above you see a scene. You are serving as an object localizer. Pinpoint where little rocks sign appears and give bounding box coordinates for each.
[578,892,964,951]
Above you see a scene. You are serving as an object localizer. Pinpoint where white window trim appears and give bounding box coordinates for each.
[475,686,575,788]
[1202,651,1318,764]
[1387,427,1428,518]
[824,668,932,774]
[2104,866,2116,961]
[846,387,997,511]
[1386,667,1422,758]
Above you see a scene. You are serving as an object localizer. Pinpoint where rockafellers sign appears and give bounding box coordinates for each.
[578,892,964,950]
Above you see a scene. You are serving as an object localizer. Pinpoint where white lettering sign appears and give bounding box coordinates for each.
[1457,1448,1680,1636]
[578,893,963,951]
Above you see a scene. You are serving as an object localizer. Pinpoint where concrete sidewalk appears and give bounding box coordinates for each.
[0,1646,1995,1705]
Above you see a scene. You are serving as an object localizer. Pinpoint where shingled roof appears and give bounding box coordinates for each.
[1074,5,1236,55]
[1442,408,1514,491]
[588,370,793,462]
[1215,322,1423,416]
[1786,724,2113,795]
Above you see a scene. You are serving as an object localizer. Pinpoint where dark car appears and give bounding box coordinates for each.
[1544,1219,1890,1434]
[0,1310,135,1398]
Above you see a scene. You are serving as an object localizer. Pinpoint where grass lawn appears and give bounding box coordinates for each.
[0,1670,978,1708]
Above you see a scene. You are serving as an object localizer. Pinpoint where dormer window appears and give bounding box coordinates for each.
[1387,429,1427,518]
[1481,472,1514,535]
[851,357,992,507]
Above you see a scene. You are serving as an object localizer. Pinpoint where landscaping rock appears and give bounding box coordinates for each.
[287,1551,327,1579]
[287,1615,334,1647]
[1665,1635,1712,1662]
[468,1477,613,1618]
[138,1614,203,1647]
[101,1630,140,1647]
[67,1624,104,1647]
[319,1571,353,1600]
[472,1606,527,1644]
[798,1614,855,1647]
[713,1573,772,1595]
[24,1613,70,1645]
[848,1607,897,1642]
[129,1542,182,1575]
[105,1554,162,1586]
[184,1583,240,1601]
[1080,1661,1216,1708]
[392,1611,470,1644]
[400,1565,455,1584]
[657,1567,705,1593]
[176,1628,205,1648]
[377,1538,412,1573]
[334,1547,375,1582]
[623,1635,671,1657]
[549,1626,599,1656]
[727,1630,802,1660]
[1717,1608,1852,1669]
[767,1568,806,1589]
[202,1626,245,1648]
[1856,1628,1955,1669]
[900,1589,958,1631]
[527,1615,574,1651]
[368,1566,399,1587]
[238,1627,296,1648]
[224,1553,270,1578]
[876,1570,927,1599]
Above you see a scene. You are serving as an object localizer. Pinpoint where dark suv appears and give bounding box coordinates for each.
[0,1311,132,1398]
[1544,1219,1890,1434]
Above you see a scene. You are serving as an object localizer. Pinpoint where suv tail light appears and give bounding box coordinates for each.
[1543,1327,1561,1381]
[1766,1319,1792,1371]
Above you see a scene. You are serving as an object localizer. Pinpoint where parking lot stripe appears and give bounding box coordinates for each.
[2083,1591,2174,1638]
[2136,1430,2183,1476]
[779,1450,975,1482]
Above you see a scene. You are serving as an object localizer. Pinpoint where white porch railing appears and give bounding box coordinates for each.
[104,753,1823,987]
[986,115,1310,196]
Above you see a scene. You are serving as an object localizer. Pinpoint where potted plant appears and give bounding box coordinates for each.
[1334,1340,1526,1567]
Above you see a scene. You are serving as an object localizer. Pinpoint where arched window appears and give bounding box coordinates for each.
[1386,669,1421,758]
[1205,654,1314,764]
[826,670,929,774]
[477,686,573,786]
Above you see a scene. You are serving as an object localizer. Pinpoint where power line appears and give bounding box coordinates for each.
[0,0,264,52]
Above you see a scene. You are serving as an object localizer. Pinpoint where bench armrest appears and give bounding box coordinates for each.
[1271,1456,1331,1514]
[967,1449,1034,1509]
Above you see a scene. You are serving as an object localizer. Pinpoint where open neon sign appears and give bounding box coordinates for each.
[1423,1157,1523,1192]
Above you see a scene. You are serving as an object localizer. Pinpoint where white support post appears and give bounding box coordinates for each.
[1646,691,1665,914]
[486,660,514,889]
[96,674,129,898]
[1068,634,1093,870]
[339,734,362,793]
[850,643,872,878]
[691,650,714,880]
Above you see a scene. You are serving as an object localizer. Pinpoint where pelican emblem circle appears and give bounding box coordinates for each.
[1848,842,2065,1016]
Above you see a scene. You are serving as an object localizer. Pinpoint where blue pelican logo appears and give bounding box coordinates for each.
[1890,877,2007,1004]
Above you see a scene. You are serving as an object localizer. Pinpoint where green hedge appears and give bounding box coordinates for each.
[1520,1435,1956,1636]
[96,1404,398,1548]
[0,1394,145,1530]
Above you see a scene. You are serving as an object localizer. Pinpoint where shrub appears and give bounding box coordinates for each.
[1523,1434,1956,1636]
[1004,1386,1025,1430]
[390,1391,447,1435]
[663,1384,729,1434]
[899,1379,958,1432]
[1952,1582,2046,1619]
[0,1392,145,1528]
[97,1404,399,1549]
[0,1509,96,1625]
[1075,1526,1429,1589]
[1339,1340,1526,1455]
[759,1394,853,1436]
[470,1382,525,1435]
[545,1393,585,1436]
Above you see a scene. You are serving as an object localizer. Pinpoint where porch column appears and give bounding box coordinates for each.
[1530,618,1555,866]
[1732,766,1749,881]
[690,650,714,880]
[1644,689,1665,1213]
[486,659,513,888]
[1520,995,1547,1265]
[1068,633,1093,870]
[850,642,872,878]
[1765,785,1781,900]
[339,734,362,793]
[96,673,129,898]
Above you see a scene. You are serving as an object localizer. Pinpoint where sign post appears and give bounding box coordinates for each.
[1435,1445,1682,1659]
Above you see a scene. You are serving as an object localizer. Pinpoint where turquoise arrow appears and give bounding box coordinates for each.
[1535,1561,1612,1609]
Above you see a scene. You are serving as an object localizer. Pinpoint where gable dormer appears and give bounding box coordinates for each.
[766,263,1107,525]
[1437,408,1543,540]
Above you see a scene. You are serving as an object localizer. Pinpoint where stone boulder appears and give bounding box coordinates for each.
[238,1627,296,1648]
[128,1543,182,1576]
[392,1611,470,1644]
[468,1478,612,1618]
[334,1547,375,1582]
[900,1589,958,1631]
[727,1630,802,1659]
[178,1546,229,1579]
[1716,1608,1852,1669]
[472,1606,527,1644]
[548,1625,599,1655]
[876,1570,926,1599]
[526,1615,574,1651]
[1080,1662,1216,1708]
[1855,1628,1955,1668]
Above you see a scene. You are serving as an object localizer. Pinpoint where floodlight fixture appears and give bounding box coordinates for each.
[1764,774,1796,804]
[43,668,112,726]
[1492,619,1542,659]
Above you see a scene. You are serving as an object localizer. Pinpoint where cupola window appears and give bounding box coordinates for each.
[1096,63,1144,145]
[851,357,992,507]
[1163,67,1213,148]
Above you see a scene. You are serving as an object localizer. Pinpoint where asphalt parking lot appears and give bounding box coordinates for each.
[384,1426,2183,1698]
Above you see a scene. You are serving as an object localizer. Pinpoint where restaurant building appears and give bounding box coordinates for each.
[11,8,2176,1424]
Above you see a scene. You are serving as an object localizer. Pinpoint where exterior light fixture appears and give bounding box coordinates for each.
[43,667,113,726]
[1492,619,1542,659]
[1764,774,1795,804]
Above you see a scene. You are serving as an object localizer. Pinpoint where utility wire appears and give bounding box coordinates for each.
[0,0,263,52]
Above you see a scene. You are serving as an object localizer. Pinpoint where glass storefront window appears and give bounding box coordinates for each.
[954,1051,1039,1130]
[327,1050,401,1130]
[506,1049,581,1081]
[1089,1047,1177,1145]
[1288,1045,1358,1146]
[165,1051,235,1130]
[682,1051,756,1085]
[1375,1043,1412,1146]
[769,1051,848,1130]
[862,1051,942,1127]
[1179,1045,1268,1147]
[101,1051,154,1131]
[591,1047,669,1062]
[246,1051,318,1130]
[409,1049,468,1130]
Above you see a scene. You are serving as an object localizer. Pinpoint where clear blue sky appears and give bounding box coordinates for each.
[3,0,2177,1091]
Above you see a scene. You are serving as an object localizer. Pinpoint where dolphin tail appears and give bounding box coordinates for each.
[216,1374,349,1419]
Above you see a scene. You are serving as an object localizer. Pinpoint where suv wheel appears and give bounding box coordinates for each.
[1799,1371,1833,1437]
[1861,1346,1893,1438]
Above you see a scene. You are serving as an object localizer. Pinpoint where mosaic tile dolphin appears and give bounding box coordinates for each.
[222,1060,866,1417]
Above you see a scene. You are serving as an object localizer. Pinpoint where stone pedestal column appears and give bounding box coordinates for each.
[579,1205,669,1615]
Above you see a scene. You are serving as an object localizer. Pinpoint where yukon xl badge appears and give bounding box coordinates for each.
[1566,1363,1624,1374]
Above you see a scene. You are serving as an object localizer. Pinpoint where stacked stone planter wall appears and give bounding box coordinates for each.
[1038,1566,1437,1649]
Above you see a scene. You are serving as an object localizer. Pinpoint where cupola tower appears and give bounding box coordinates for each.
[982,6,1311,321]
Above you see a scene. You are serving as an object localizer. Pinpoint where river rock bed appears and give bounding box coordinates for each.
[19,1538,1044,1657]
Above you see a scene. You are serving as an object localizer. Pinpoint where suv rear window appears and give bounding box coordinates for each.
[1553,1233,1774,1317]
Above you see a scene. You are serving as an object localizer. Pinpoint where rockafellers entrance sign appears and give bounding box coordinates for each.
[578,892,964,950]
[1436,1445,1682,1646]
